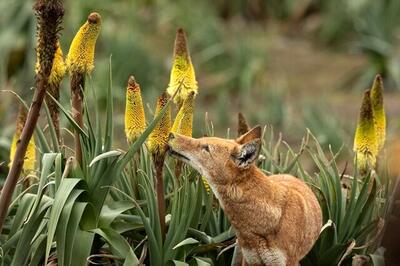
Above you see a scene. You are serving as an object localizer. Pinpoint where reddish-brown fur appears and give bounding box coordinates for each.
[168,126,322,266]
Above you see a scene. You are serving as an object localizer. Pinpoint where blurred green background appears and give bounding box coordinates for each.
[1,0,400,172]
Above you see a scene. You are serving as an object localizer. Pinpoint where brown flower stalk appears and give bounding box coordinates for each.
[147,92,171,241]
[0,0,64,232]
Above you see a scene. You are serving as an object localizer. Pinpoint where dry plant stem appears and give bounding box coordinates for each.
[153,154,166,241]
[70,72,85,166]
[0,0,63,232]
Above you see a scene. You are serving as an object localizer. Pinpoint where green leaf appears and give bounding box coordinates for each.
[54,153,62,192]
[11,198,53,266]
[28,153,58,221]
[91,228,139,265]
[369,247,385,266]
[173,260,189,266]
[194,257,212,266]
[45,178,83,263]
[98,201,135,228]
[89,150,122,167]
[29,234,47,266]
[8,193,35,238]
[55,190,85,266]
[104,56,114,152]
[46,92,88,138]
[70,229,95,266]
[108,187,162,265]
[173,238,199,250]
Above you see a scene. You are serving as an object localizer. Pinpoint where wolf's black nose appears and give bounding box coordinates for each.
[168,132,175,141]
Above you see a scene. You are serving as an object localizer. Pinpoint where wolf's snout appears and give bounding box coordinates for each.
[168,132,175,141]
[167,133,176,152]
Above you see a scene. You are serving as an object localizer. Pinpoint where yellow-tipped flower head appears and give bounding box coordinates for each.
[147,93,171,156]
[370,74,386,151]
[125,76,146,143]
[171,91,195,137]
[9,106,36,173]
[167,28,198,105]
[36,41,66,85]
[354,90,378,172]
[66,12,101,74]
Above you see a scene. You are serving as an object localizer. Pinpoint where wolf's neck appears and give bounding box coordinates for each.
[204,165,271,206]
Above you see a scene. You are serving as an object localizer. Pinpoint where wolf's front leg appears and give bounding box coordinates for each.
[258,247,287,266]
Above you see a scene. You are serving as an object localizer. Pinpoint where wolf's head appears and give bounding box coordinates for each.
[168,126,262,185]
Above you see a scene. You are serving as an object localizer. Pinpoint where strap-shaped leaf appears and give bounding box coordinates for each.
[45,178,83,263]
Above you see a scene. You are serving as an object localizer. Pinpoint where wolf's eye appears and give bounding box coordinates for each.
[201,144,210,153]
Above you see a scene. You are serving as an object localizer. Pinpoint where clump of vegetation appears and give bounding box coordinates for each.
[0,1,397,266]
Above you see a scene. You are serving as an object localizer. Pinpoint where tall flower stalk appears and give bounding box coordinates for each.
[167,28,198,107]
[66,12,101,166]
[36,41,66,143]
[147,92,171,240]
[0,0,64,232]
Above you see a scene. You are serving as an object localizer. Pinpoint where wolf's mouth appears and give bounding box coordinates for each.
[168,148,190,162]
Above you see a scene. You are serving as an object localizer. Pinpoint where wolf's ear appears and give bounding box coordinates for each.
[231,138,261,169]
[236,125,262,144]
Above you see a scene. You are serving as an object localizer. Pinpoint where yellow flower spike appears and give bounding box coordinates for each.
[66,12,101,74]
[171,91,195,137]
[9,106,36,173]
[125,76,146,143]
[167,28,198,105]
[24,137,36,174]
[36,41,66,85]
[147,92,171,156]
[353,90,378,172]
[370,74,386,151]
